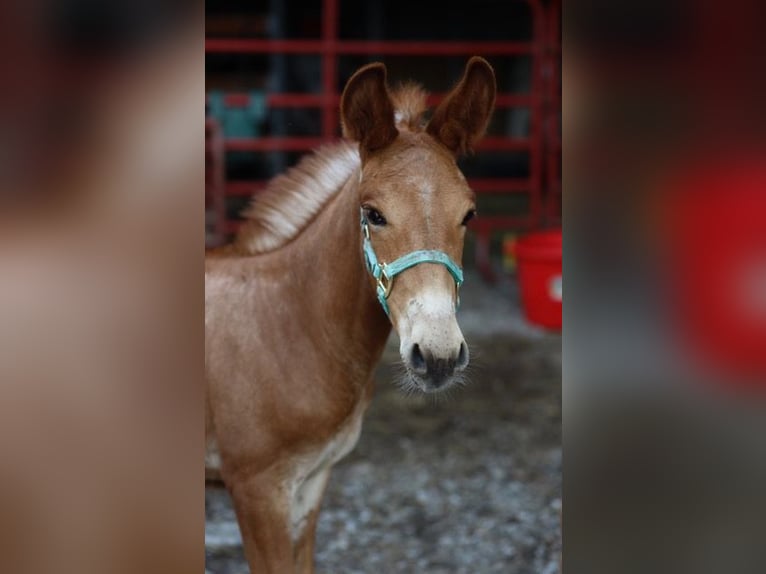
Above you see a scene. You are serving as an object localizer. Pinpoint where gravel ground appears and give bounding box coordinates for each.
[206,272,562,574]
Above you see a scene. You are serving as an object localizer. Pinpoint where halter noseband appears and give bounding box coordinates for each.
[361,211,464,317]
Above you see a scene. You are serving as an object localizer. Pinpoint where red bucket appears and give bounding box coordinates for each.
[512,229,562,330]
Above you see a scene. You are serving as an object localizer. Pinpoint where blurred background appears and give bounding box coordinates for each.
[565,1,766,573]
[204,1,562,573]
[0,2,203,574]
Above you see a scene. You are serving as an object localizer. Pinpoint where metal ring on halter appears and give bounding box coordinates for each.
[376,266,393,298]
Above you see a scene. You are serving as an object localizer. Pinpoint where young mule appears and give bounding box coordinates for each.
[205,57,496,573]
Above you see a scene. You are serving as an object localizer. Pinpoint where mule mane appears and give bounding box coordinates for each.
[391,83,428,131]
[235,84,429,255]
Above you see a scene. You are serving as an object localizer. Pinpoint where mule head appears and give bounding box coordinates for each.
[341,58,496,393]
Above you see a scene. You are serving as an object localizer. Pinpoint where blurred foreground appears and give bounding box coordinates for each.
[0,3,204,573]
[565,1,766,572]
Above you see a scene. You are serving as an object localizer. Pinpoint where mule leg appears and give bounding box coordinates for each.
[293,467,331,574]
[227,473,295,574]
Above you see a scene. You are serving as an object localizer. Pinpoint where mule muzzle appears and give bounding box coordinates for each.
[404,340,469,391]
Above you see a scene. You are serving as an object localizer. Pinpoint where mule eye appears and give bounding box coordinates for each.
[365,208,387,226]
[461,209,477,225]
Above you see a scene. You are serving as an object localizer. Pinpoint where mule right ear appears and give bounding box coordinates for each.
[340,63,398,158]
[427,57,496,156]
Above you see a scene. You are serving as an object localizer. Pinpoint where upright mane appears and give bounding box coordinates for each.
[235,84,429,255]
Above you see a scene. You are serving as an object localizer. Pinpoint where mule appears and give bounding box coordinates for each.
[205,57,496,573]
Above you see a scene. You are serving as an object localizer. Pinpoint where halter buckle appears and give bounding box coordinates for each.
[376,265,393,298]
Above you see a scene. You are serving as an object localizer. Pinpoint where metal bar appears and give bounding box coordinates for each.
[206,39,324,53]
[527,0,545,230]
[331,40,534,55]
[225,137,327,151]
[214,92,536,109]
[206,39,535,55]
[472,215,538,231]
[474,230,494,282]
[226,182,266,196]
[268,0,288,175]
[544,0,562,225]
[321,0,339,139]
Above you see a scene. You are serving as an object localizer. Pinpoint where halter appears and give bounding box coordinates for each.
[361,211,464,317]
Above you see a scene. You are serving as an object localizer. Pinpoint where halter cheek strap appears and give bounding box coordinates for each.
[361,212,464,317]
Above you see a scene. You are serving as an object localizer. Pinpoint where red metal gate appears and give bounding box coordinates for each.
[205,0,561,279]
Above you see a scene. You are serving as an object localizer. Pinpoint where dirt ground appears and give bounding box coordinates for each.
[206,272,562,574]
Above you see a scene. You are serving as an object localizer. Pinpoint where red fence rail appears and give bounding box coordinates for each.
[205,39,537,56]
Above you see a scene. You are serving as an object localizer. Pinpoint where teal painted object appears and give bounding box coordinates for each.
[361,212,464,317]
[207,91,267,138]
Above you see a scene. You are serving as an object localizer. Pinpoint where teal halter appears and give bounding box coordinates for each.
[361,211,464,317]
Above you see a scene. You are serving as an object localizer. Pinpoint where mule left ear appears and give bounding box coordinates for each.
[427,57,496,156]
[341,63,398,158]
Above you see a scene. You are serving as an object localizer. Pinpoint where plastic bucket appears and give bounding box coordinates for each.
[513,229,562,330]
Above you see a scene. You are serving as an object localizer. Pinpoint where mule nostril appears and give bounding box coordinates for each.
[410,344,427,374]
[456,342,469,369]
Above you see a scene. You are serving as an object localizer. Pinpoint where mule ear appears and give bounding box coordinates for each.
[340,63,398,157]
[427,57,496,156]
